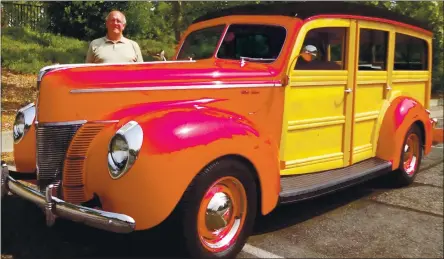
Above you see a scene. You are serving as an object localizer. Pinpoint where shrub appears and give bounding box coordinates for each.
[1,27,177,73]
[1,27,88,74]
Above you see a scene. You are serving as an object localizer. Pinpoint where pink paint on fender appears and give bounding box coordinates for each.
[141,108,259,154]
[105,98,224,120]
[394,98,417,128]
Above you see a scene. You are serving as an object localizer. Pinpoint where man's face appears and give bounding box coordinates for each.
[106,11,125,35]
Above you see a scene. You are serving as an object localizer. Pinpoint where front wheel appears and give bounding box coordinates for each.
[392,124,423,186]
[177,159,257,259]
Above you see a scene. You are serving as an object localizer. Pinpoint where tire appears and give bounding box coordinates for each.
[392,124,423,187]
[176,158,258,259]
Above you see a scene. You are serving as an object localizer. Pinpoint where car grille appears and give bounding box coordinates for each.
[63,123,106,204]
[36,122,84,195]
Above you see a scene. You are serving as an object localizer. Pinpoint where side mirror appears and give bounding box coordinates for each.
[300,45,317,62]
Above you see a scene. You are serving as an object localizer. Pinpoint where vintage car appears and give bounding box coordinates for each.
[2,2,443,259]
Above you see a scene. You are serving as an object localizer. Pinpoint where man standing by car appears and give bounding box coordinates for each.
[86,10,143,63]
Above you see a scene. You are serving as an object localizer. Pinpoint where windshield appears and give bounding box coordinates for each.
[217,24,287,63]
[177,23,287,63]
[177,25,226,60]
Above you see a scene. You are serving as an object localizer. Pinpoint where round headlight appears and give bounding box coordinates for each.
[13,103,35,144]
[108,121,143,179]
[108,134,129,175]
[13,112,25,143]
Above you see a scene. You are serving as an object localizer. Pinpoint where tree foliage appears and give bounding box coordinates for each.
[362,1,443,93]
[34,1,444,93]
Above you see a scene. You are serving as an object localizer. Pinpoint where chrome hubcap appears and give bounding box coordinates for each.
[197,176,247,253]
[205,192,233,231]
[403,134,419,176]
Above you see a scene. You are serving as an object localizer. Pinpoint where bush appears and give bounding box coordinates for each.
[1,27,88,74]
[1,27,178,74]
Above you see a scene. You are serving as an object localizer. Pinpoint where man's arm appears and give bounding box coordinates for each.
[133,42,144,62]
[85,42,95,63]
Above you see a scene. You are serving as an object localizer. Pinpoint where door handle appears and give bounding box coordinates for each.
[345,88,352,93]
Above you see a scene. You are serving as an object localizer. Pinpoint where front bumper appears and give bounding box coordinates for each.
[1,163,135,233]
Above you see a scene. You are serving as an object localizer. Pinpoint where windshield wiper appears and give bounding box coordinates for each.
[240,56,276,62]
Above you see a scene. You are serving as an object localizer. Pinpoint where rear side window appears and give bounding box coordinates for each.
[358,28,389,71]
[394,33,428,70]
[217,24,286,63]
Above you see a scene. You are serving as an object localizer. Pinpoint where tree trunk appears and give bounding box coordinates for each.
[172,1,183,43]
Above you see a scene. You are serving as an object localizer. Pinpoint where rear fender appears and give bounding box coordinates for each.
[376,96,433,170]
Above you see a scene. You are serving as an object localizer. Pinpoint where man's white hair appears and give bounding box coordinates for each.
[106,10,126,25]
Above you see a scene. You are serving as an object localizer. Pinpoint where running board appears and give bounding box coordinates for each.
[279,158,392,204]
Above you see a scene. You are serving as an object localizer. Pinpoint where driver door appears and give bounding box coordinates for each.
[280,19,357,175]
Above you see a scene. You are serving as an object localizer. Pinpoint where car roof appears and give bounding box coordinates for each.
[192,1,431,32]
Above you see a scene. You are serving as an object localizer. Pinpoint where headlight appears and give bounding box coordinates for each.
[108,121,143,179]
[13,103,35,144]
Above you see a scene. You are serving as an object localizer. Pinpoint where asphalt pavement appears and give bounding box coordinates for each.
[237,144,443,258]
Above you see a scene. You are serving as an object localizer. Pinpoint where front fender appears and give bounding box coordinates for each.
[85,103,280,230]
[13,123,37,173]
[376,96,433,170]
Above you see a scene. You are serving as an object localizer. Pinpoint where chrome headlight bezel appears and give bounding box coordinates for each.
[108,121,143,179]
[13,103,36,144]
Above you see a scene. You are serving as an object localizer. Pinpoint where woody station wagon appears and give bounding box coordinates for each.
[2,2,443,259]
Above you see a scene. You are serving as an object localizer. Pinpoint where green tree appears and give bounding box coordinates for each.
[362,1,443,94]
[46,1,128,41]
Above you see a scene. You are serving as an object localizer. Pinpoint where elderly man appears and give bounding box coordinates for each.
[86,10,143,63]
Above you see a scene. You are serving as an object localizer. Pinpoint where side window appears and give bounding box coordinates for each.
[358,29,388,71]
[295,27,347,70]
[394,33,428,70]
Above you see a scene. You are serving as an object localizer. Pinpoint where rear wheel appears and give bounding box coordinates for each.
[392,124,423,186]
[177,159,257,259]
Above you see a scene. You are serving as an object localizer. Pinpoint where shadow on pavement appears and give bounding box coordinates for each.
[0,173,410,258]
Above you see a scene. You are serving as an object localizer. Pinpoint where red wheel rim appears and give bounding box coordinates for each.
[403,133,420,176]
[197,176,247,253]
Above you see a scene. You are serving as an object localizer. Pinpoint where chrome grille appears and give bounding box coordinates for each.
[36,122,83,193]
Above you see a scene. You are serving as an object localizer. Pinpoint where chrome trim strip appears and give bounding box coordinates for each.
[90,120,120,124]
[35,120,118,126]
[37,120,88,126]
[38,60,197,80]
[1,164,135,233]
[70,83,281,93]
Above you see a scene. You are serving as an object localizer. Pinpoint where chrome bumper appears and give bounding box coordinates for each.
[1,163,135,233]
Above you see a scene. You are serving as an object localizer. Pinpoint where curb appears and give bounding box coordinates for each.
[430,99,444,107]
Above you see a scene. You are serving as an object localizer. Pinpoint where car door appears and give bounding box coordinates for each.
[351,21,393,164]
[280,18,357,175]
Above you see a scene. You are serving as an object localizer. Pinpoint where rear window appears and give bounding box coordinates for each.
[394,33,428,70]
[217,24,286,63]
